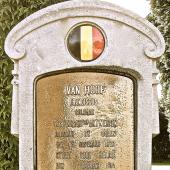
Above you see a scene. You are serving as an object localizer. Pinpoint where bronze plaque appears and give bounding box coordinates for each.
[35,72,135,170]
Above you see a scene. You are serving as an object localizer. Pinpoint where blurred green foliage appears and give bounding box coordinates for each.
[148,0,170,163]
[0,0,68,169]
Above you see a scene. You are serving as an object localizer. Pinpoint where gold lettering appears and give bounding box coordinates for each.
[65,85,80,95]
[84,85,106,95]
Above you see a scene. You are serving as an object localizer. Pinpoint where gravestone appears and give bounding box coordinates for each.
[4,0,165,170]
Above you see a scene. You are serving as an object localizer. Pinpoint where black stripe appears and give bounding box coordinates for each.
[68,27,81,60]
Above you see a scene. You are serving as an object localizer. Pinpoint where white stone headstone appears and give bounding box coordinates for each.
[5,0,165,170]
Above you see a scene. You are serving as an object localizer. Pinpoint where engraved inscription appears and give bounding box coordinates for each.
[36,72,134,170]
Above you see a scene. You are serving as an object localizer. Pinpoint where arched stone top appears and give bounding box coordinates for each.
[5,0,165,60]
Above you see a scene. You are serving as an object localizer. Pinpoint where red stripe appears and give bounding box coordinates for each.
[92,27,104,59]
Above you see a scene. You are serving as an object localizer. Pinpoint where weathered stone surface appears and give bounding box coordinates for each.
[36,73,134,170]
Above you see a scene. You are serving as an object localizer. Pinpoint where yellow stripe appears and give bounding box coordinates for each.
[81,26,93,60]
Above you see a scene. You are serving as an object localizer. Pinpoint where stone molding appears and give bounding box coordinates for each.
[5,0,165,61]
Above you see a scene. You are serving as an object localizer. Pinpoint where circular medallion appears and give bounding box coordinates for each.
[67,23,105,62]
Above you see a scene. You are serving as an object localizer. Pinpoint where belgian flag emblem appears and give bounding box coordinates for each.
[67,24,105,61]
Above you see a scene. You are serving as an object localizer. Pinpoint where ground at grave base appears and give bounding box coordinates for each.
[152,165,170,170]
